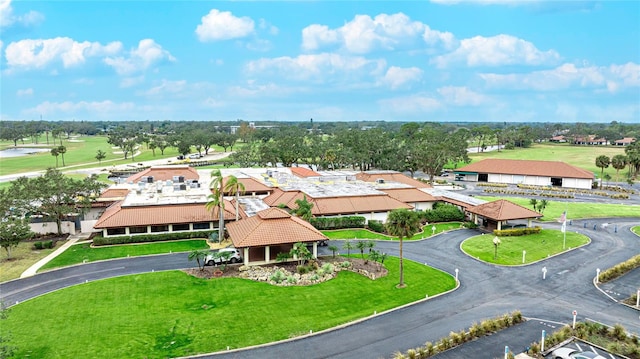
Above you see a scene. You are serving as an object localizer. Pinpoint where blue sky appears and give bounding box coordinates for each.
[1,0,638,123]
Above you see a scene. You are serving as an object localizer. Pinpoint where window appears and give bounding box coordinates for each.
[107,228,126,236]
[173,224,189,231]
[193,222,211,230]
[150,225,169,233]
[129,226,147,234]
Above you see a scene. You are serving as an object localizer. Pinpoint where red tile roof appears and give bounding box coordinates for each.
[355,171,431,188]
[94,199,244,229]
[379,188,437,203]
[467,199,542,221]
[456,159,593,179]
[98,188,130,201]
[227,207,328,248]
[126,166,199,183]
[290,166,321,178]
[219,177,272,195]
[615,137,636,144]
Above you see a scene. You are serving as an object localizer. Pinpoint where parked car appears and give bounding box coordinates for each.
[188,153,201,159]
[551,348,577,359]
[205,247,242,266]
[571,352,606,359]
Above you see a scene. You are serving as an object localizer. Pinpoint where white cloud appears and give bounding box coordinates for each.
[480,62,639,92]
[378,94,442,114]
[16,88,33,96]
[0,0,44,29]
[140,79,187,96]
[432,34,560,68]
[245,53,386,83]
[24,100,135,116]
[381,66,423,90]
[437,86,489,106]
[195,9,254,42]
[302,12,455,54]
[104,39,175,75]
[228,81,295,98]
[4,37,122,71]
[120,76,145,88]
[430,0,523,5]
[203,97,224,108]
[258,18,278,36]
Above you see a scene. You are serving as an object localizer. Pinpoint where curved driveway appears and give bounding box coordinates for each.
[1,218,639,359]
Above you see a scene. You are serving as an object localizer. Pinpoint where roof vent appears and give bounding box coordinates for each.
[376,178,385,184]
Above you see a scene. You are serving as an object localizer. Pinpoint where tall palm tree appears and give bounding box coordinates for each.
[386,209,421,288]
[595,155,611,190]
[224,176,245,221]
[611,154,627,183]
[57,145,67,167]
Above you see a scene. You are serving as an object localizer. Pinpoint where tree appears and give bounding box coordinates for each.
[342,239,354,257]
[50,147,60,167]
[611,154,627,183]
[188,249,209,271]
[356,241,367,260]
[529,198,538,212]
[0,301,15,358]
[289,242,312,266]
[225,176,245,221]
[328,245,339,258]
[0,217,33,258]
[386,209,421,288]
[625,141,640,178]
[595,155,611,189]
[205,170,241,239]
[95,149,107,164]
[57,145,67,166]
[292,195,313,222]
[538,199,549,214]
[8,168,106,235]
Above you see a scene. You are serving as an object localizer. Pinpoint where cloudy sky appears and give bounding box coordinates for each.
[1,0,638,123]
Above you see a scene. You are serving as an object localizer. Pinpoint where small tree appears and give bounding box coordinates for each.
[328,245,339,258]
[343,239,354,257]
[386,208,421,288]
[289,242,312,266]
[0,218,33,259]
[95,149,107,164]
[215,250,234,271]
[0,301,15,358]
[292,195,313,221]
[529,198,538,212]
[188,249,209,271]
[57,145,67,166]
[356,241,367,260]
[50,147,60,167]
[538,199,549,214]
[611,154,627,183]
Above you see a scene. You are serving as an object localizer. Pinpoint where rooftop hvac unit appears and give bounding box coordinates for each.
[172,175,180,182]
[190,183,198,188]
[141,176,148,182]
[173,184,181,191]
[179,184,187,190]
[166,180,173,187]
[178,176,185,183]
[266,170,273,177]
[376,178,385,184]
[157,188,162,194]
[147,176,154,183]
[135,189,142,195]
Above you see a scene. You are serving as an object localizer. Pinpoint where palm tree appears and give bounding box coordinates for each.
[206,171,245,240]
[356,241,367,260]
[529,198,538,211]
[225,176,245,221]
[342,239,354,257]
[293,195,313,221]
[595,155,610,190]
[538,199,549,214]
[386,209,421,288]
[611,154,627,183]
[50,148,59,167]
[57,145,67,166]
[188,249,209,271]
[328,245,339,258]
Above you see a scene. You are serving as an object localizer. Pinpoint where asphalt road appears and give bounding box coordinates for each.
[1,218,639,359]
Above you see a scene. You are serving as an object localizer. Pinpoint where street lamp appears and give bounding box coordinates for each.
[493,236,501,260]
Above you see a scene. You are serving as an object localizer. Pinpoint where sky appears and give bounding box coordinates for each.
[0,0,639,124]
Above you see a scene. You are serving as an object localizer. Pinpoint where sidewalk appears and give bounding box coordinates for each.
[20,232,92,278]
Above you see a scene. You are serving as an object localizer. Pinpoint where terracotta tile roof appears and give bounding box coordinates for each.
[98,188,130,201]
[355,171,431,188]
[126,166,199,183]
[456,159,594,179]
[227,207,328,248]
[467,199,542,221]
[262,188,305,207]
[94,199,244,229]
[290,166,321,178]
[379,188,437,203]
[219,177,272,195]
[615,137,636,144]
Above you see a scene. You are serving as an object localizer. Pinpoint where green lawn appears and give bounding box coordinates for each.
[632,226,640,236]
[4,257,456,358]
[39,240,210,271]
[467,143,627,179]
[478,196,640,221]
[322,222,463,241]
[461,230,590,265]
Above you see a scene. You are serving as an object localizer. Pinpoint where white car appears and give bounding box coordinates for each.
[188,153,201,159]
[551,348,606,359]
[205,247,242,266]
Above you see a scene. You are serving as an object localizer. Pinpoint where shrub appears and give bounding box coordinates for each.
[92,230,216,246]
[33,241,43,250]
[309,274,319,281]
[43,240,54,249]
[341,261,351,268]
[270,270,285,283]
[422,204,464,223]
[286,275,297,284]
[367,220,385,233]
[322,263,334,273]
[297,265,312,274]
[310,216,366,230]
[493,226,542,237]
[599,254,640,283]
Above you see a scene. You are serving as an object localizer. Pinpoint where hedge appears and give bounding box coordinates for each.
[419,204,465,223]
[92,230,216,246]
[309,216,366,230]
[493,226,542,237]
[367,220,386,233]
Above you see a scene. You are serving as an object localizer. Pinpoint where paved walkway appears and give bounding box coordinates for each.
[20,232,92,278]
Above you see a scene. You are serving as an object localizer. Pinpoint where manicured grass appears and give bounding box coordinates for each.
[461,230,590,265]
[322,222,463,241]
[39,240,210,271]
[0,242,58,282]
[632,226,640,236]
[478,196,640,221]
[468,143,627,178]
[4,257,456,358]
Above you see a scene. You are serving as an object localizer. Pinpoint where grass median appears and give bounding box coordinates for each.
[461,229,590,265]
[322,222,463,241]
[4,256,456,359]
[632,226,640,236]
[39,240,210,271]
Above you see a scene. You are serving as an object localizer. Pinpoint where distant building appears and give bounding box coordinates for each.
[614,137,636,146]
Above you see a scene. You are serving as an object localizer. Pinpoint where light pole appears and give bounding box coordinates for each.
[636,288,639,307]
[455,268,459,282]
[493,236,501,260]
[541,330,546,352]
[542,266,547,280]
[572,310,577,329]
[596,268,601,283]
[522,250,526,264]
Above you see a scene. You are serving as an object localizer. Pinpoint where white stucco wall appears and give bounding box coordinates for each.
[30,221,75,235]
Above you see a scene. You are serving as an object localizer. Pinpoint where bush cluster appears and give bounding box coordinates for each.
[391,311,524,359]
[493,226,541,237]
[367,220,386,233]
[599,254,640,283]
[310,216,366,230]
[92,230,215,246]
[476,183,508,188]
[483,188,575,199]
[33,240,54,250]
[601,185,637,194]
[418,204,464,223]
